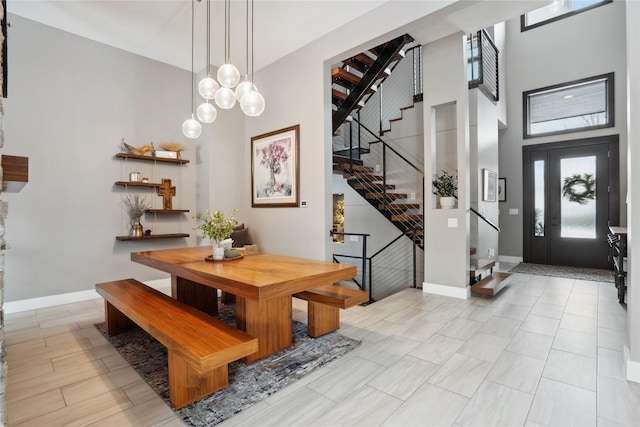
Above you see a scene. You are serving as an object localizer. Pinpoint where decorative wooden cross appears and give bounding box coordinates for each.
[157,178,176,210]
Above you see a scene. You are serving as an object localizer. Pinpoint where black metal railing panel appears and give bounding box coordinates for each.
[467,29,499,102]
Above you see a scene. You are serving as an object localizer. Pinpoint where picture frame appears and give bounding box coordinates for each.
[251,124,300,207]
[498,177,506,202]
[483,169,497,202]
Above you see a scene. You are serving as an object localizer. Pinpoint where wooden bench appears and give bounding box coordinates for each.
[293,284,369,338]
[95,278,258,409]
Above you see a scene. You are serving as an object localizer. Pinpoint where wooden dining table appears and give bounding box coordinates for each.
[131,246,357,363]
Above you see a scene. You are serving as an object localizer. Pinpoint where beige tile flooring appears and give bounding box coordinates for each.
[5,270,640,426]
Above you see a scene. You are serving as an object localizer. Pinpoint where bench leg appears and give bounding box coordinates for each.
[167,350,229,409]
[103,301,137,335]
[307,301,340,338]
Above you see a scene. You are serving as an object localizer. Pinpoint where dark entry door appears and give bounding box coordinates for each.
[523,136,619,269]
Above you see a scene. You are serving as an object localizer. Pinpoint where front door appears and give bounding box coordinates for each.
[523,136,619,269]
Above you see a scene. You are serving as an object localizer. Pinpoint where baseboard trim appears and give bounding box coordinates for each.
[624,345,640,384]
[422,282,470,299]
[498,255,523,264]
[4,278,172,314]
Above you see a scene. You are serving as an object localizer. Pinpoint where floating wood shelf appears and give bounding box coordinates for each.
[2,155,29,192]
[115,153,189,164]
[146,209,190,213]
[115,181,161,188]
[115,233,190,241]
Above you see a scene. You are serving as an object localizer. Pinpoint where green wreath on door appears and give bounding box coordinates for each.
[562,173,596,205]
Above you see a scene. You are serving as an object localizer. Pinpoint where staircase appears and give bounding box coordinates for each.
[332,34,414,134]
[333,154,423,247]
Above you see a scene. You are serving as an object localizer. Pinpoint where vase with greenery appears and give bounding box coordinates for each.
[123,194,151,236]
[432,170,458,209]
[194,209,239,259]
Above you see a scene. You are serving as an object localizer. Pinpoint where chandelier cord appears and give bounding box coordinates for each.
[245,0,249,77]
[206,0,210,76]
[250,0,254,85]
[191,0,195,114]
[224,0,230,63]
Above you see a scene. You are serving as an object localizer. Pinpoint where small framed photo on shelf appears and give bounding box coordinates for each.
[483,169,497,202]
[498,178,506,202]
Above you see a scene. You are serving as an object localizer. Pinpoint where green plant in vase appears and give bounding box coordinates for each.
[194,209,239,259]
[432,170,458,209]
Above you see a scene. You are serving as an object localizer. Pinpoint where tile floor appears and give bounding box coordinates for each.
[5,269,640,426]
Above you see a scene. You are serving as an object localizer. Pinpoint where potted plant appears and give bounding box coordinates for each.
[194,209,239,259]
[432,170,458,209]
[123,194,151,236]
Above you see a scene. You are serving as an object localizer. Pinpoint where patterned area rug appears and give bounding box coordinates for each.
[95,303,359,426]
[509,262,614,283]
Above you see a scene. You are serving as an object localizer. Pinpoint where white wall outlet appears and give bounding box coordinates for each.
[488,248,495,257]
[410,192,416,200]
[375,164,380,172]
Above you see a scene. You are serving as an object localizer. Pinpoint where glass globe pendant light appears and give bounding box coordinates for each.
[235,77,253,102]
[182,0,202,139]
[217,63,240,89]
[197,0,218,100]
[197,101,217,123]
[240,86,265,116]
[240,0,265,117]
[182,114,202,138]
[215,86,236,109]
[217,0,240,89]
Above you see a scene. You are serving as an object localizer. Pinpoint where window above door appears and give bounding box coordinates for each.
[523,73,614,139]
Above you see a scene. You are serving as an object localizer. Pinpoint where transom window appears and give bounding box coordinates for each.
[521,0,612,31]
[523,73,614,139]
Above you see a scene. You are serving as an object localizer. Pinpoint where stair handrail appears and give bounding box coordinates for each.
[351,117,424,175]
[469,206,500,232]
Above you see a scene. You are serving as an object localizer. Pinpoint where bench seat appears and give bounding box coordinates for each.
[294,284,369,337]
[96,278,258,409]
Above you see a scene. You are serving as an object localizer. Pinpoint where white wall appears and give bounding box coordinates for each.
[469,89,500,262]
[498,0,628,257]
[3,15,198,301]
[423,33,471,297]
[625,0,640,380]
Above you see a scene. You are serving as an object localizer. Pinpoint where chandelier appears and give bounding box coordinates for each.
[184,0,265,139]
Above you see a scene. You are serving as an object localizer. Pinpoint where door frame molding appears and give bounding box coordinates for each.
[522,134,620,264]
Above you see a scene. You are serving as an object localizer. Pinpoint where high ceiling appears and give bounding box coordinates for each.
[8,0,389,73]
[8,1,547,74]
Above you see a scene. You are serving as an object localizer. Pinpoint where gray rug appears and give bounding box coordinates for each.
[95,303,359,426]
[509,262,614,283]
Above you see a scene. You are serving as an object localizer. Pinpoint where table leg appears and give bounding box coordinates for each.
[236,295,293,363]
[171,276,219,316]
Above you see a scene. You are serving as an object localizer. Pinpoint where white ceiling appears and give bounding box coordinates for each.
[8,0,389,73]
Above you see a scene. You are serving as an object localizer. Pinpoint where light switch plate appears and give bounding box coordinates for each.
[448,218,458,228]
[509,208,519,215]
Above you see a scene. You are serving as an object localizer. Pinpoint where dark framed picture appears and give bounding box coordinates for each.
[483,169,497,202]
[251,125,300,207]
[498,178,506,202]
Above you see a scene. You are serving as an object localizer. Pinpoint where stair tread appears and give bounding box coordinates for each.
[379,203,421,211]
[471,272,511,296]
[469,259,496,273]
[391,214,423,222]
[470,247,477,255]
[365,192,407,200]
